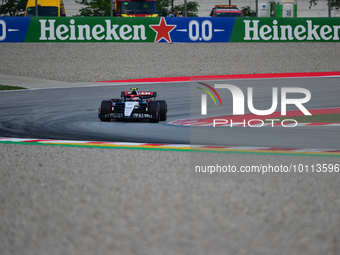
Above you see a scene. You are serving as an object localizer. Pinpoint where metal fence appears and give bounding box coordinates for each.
[179,0,339,17]
[61,0,339,17]
[2,0,339,17]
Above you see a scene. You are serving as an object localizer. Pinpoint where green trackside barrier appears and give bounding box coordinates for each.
[1,16,339,43]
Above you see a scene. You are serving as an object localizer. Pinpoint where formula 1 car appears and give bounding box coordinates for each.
[98,88,167,123]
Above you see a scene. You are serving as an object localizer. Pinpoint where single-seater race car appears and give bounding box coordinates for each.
[98,88,167,123]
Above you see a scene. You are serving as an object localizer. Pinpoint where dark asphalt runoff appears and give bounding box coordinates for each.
[0,76,339,149]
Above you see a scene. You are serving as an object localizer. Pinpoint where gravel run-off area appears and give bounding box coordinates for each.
[1,42,339,82]
[1,42,340,255]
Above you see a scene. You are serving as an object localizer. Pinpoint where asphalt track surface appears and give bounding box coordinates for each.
[0,76,339,149]
[1,80,340,255]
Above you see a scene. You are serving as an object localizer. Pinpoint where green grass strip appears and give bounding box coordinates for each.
[0,141,339,158]
[0,85,27,91]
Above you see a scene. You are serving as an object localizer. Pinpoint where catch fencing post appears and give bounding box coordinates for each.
[35,0,38,16]
[110,0,113,17]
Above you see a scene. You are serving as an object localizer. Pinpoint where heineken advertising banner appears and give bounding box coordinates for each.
[1,17,339,43]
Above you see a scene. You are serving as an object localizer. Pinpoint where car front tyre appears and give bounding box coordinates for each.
[155,100,167,121]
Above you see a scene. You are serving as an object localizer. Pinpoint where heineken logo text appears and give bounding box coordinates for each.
[244,20,340,41]
[39,19,147,41]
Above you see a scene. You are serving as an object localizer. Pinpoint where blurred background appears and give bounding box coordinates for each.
[0,0,339,19]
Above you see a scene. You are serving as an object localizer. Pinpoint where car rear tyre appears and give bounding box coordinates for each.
[100,100,112,122]
[149,101,160,123]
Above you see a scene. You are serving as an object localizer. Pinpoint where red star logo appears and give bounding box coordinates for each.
[149,17,176,43]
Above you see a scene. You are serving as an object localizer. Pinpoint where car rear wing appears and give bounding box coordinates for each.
[121,91,157,99]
